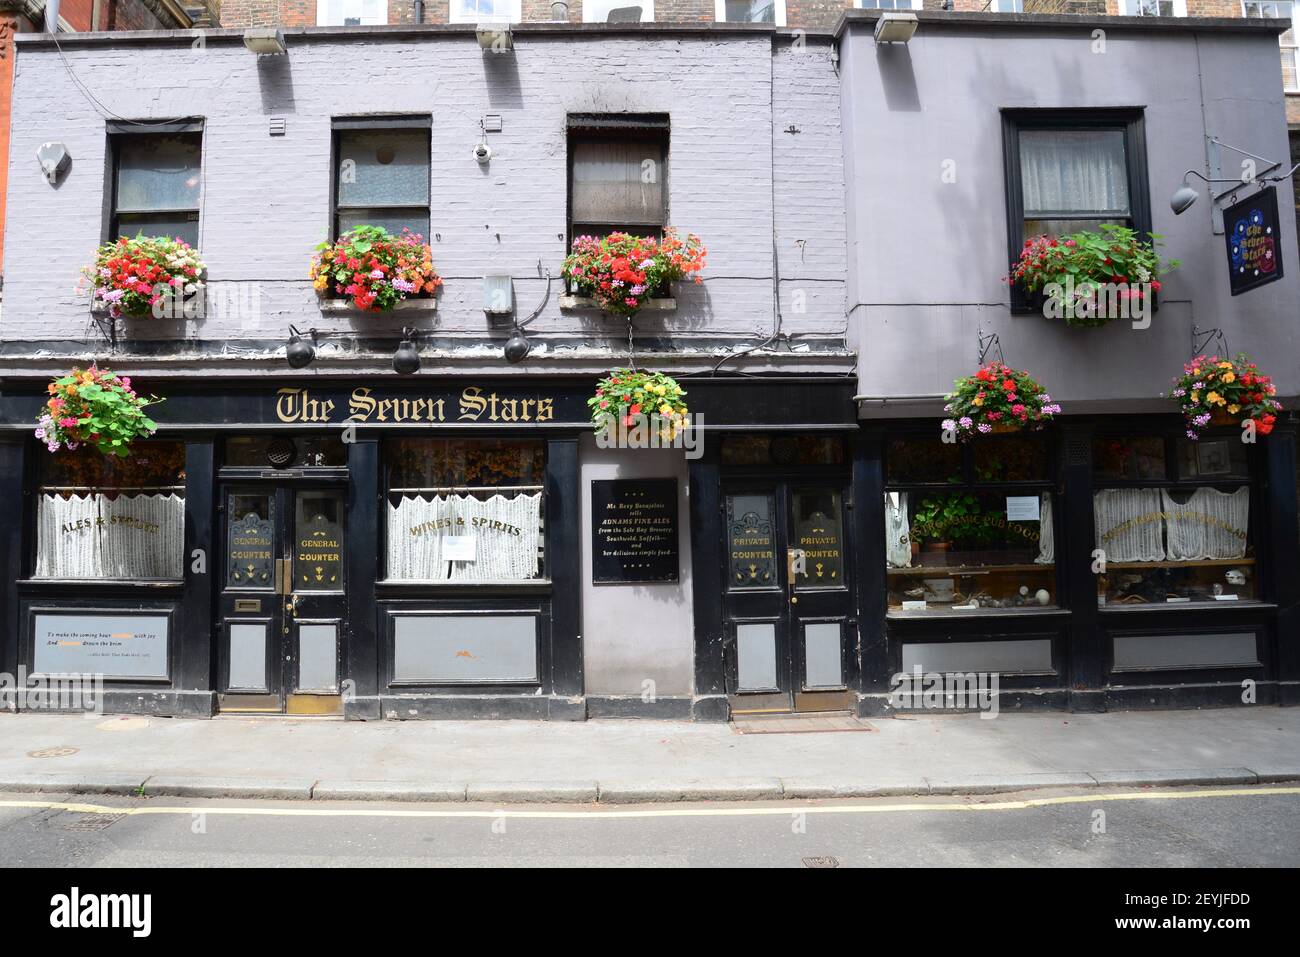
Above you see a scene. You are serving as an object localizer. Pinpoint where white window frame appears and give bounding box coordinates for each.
[316,0,387,26]
[989,0,1025,11]
[448,0,523,23]
[853,0,924,10]
[1243,1,1299,94]
[1118,0,1187,14]
[583,0,655,20]
[713,0,787,25]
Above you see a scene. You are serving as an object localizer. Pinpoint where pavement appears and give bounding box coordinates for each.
[0,706,1298,803]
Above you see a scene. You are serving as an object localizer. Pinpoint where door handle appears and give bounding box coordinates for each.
[287,594,300,618]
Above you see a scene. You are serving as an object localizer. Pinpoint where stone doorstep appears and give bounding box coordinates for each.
[558,295,676,311]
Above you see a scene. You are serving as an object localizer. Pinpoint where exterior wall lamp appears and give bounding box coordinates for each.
[243,28,287,55]
[393,329,421,376]
[477,24,514,53]
[874,13,917,44]
[286,325,316,368]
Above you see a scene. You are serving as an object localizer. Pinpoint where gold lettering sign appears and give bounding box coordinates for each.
[275,387,557,425]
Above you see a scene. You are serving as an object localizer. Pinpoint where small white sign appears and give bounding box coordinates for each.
[901,600,928,611]
[444,535,477,562]
[1005,495,1040,522]
[1212,593,1240,601]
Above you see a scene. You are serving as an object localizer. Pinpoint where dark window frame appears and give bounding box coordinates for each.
[566,113,671,250]
[105,119,204,247]
[1001,108,1152,314]
[883,428,1058,493]
[330,115,433,241]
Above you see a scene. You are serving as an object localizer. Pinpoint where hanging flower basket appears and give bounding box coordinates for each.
[85,235,206,319]
[562,229,706,317]
[1006,225,1178,327]
[35,367,162,457]
[590,368,689,439]
[310,225,443,312]
[1167,353,1282,440]
[943,362,1061,440]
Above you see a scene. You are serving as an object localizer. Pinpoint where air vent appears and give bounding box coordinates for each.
[267,438,297,469]
[269,117,287,137]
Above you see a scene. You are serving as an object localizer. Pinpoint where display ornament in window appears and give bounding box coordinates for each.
[35,367,162,457]
[84,235,206,320]
[562,229,705,316]
[310,225,442,312]
[942,363,1060,440]
[1006,225,1178,327]
[1167,352,1281,439]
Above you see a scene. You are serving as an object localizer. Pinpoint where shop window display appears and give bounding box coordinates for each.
[384,439,546,582]
[1093,432,1257,604]
[885,434,1056,613]
[35,442,187,580]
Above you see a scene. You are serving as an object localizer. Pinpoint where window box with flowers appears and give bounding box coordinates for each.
[1006,225,1178,326]
[85,236,206,320]
[1167,353,1282,439]
[561,230,706,317]
[310,225,442,314]
[942,363,1061,440]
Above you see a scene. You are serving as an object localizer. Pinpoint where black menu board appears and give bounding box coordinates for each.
[591,479,679,584]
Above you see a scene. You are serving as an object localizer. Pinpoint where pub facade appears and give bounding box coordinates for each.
[0,15,1297,721]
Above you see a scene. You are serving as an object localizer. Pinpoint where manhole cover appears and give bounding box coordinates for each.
[27,746,78,759]
[802,856,840,869]
[63,812,127,831]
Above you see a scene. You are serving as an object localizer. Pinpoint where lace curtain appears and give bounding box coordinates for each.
[884,492,911,569]
[1161,487,1249,561]
[36,493,184,579]
[387,492,542,581]
[1035,493,1055,565]
[1094,488,1166,562]
[1019,129,1130,217]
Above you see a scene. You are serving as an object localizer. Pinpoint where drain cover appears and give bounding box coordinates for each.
[27,746,78,759]
[802,856,840,869]
[63,812,127,831]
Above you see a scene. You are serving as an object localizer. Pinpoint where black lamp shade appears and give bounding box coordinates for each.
[504,330,530,364]
[393,339,421,375]
[286,336,315,369]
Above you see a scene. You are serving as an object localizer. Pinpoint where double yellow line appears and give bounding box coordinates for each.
[1,785,1297,820]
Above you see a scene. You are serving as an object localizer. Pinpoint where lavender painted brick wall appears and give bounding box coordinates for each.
[2,30,848,364]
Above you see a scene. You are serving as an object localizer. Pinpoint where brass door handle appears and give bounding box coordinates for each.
[287,594,300,617]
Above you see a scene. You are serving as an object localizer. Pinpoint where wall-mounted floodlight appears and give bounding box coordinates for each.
[477,23,513,52]
[37,142,71,185]
[483,275,514,318]
[243,28,287,55]
[874,12,917,44]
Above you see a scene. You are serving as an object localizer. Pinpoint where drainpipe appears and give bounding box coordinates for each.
[91,0,101,30]
[414,0,423,23]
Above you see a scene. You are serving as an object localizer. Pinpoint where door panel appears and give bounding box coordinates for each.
[723,479,855,714]
[218,483,347,714]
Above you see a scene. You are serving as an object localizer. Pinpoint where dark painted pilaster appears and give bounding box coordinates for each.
[345,438,380,716]
[1060,423,1104,710]
[1265,422,1300,704]
[175,438,215,692]
[853,426,889,695]
[0,438,28,682]
[546,436,582,697]
[689,443,725,697]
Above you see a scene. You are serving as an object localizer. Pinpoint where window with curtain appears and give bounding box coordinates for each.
[449,0,521,22]
[716,0,785,23]
[884,433,1057,615]
[854,0,920,9]
[111,132,201,247]
[568,117,668,244]
[35,443,186,581]
[583,0,654,21]
[1018,129,1131,238]
[316,0,386,25]
[384,439,546,582]
[1244,1,1299,92]
[333,122,431,239]
[1119,0,1186,14]
[1093,431,1258,604]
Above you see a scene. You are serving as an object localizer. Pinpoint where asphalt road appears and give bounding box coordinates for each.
[0,785,1297,867]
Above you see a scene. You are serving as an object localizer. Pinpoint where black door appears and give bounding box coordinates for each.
[219,484,347,714]
[721,481,856,714]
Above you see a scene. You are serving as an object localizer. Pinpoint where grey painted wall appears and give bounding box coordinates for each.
[579,434,694,697]
[840,20,1300,413]
[2,30,848,373]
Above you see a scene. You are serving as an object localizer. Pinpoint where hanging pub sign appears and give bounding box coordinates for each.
[591,479,680,584]
[1224,186,1283,296]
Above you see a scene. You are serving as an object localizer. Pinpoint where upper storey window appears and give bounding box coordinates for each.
[449,0,522,22]
[109,125,202,247]
[715,0,786,24]
[584,0,654,21]
[1243,1,1299,92]
[317,0,387,25]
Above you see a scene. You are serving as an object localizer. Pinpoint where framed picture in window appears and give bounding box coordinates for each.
[1197,440,1232,476]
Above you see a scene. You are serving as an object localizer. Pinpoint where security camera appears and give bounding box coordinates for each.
[473,142,492,165]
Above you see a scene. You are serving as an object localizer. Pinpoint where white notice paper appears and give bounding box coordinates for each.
[443,535,477,562]
[1005,495,1040,522]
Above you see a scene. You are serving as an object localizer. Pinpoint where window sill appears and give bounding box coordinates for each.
[887,606,1071,621]
[18,578,183,590]
[1098,600,1276,614]
[377,578,551,589]
[317,298,437,316]
[558,295,676,312]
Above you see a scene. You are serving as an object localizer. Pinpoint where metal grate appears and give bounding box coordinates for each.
[63,812,128,831]
[802,856,840,869]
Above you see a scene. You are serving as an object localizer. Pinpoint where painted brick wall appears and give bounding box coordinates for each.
[3,32,847,362]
